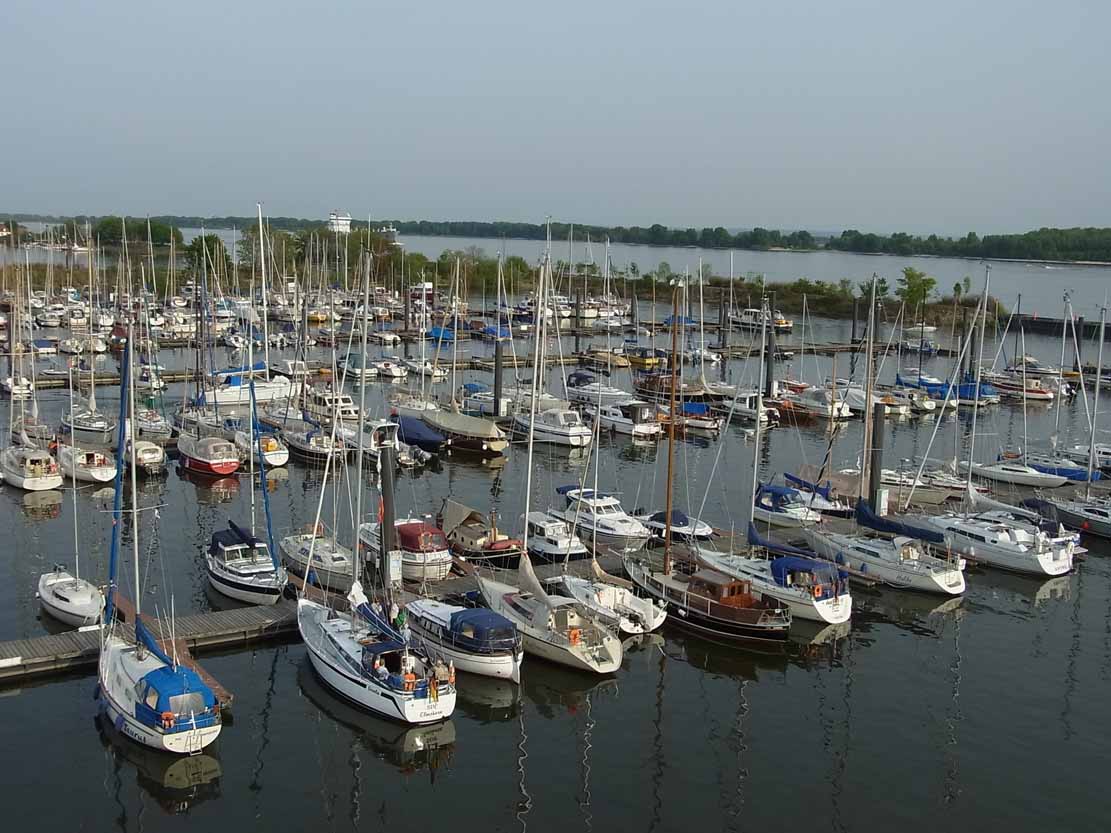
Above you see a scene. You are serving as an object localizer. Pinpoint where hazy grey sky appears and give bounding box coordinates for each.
[3,0,1108,233]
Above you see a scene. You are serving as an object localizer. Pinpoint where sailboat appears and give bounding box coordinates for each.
[39,448,105,626]
[299,263,456,724]
[800,277,966,596]
[624,281,793,641]
[97,322,222,754]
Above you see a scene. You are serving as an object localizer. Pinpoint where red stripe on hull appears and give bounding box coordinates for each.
[182,455,239,476]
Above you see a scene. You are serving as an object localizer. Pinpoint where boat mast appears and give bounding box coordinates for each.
[1084,306,1106,500]
[858,275,878,504]
[520,240,549,557]
[352,251,372,613]
[257,203,272,380]
[964,266,991,495]
[248,268,257,535]
[1051,293,1070,449]
[662,276,682,576]
[747,294,770,530]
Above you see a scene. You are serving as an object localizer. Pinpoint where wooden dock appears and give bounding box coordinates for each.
[0,596,297,703]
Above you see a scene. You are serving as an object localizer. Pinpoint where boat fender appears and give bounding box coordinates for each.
[448,661,456,686]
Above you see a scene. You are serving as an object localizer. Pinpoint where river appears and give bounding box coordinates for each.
[0,317,1107,832]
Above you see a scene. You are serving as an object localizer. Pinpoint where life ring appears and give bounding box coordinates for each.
[160,711,175,730]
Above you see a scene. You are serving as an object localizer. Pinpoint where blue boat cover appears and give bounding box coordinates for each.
[679,402,709,416]
[391,415,446,450]
[855,501,944,544]
[746,521,816,558]
[784,472,833,500]
[449,608,517,643]
[429,326,454,341]
[359,638,407,656]
[462,382,488,393]
[556,485,612,499]
[769,555,842,586]
[649,509,691,527]
[139,665,218,712]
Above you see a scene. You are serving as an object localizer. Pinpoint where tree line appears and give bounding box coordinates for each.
[13,211,1111,263]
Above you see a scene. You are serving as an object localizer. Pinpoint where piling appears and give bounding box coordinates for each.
[1076,317,1085,371]
[869,402,886,510]
[380,444,397,570]
[574,292,582,353]
[851,299,859,344]
[719,288,729,349]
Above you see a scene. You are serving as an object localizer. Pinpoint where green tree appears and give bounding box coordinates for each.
[962,275,972,295]
[655,261,672,282]
[186,234,232,274]
[896,267,937,308]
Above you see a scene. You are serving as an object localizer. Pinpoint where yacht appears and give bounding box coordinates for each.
[523,512,589,563]
[358,518,454,583]
[205,521,288,605]
[752,483,822,527]
[564,371,629,406]
[552,486,651,553]
[177,435,240,477]
[624,558,792,642]
[544,568,667,635]
[58,444,116,483]
[38,567,104,627]
[918,512,1074,576]
[959,460,1068,488]
[584,399,662,439]
[512,408,593,447]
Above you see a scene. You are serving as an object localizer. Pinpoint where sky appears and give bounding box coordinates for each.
[2,0,1108,234]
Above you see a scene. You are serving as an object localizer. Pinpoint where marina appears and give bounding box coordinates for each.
[0,236,1107,830]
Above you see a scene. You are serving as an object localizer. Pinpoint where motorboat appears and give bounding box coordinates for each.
[476,558,623,674]
[1020,451,1100,482]
[235,429,290,467]
[1041,495,1111,538]
[1061,443,1111,471]
[281,420,348,461]
[624,557,791,642]
[512,408,593,447]
[406,599,523,683]
[125,440,167,476]
[631,508,715,542]
[419,406,508,456]
[177,435,240,477]
[880,385,937,414]
[801,526,965,595]
[779,386,852,420]
[280,527,355,592]
[832,379,911,417]
[523,511,589,563]
[58,444,116,483]
[752,483,822,528]
[439,499,524,569]
[585,399,662,439]
[552,486,651,553]
[303,384,361,424]
[38,567,104,627]
[205,521,288,605]
[402,357,447,379]
[358,518,454,583]
[655,401,725,433]
[374,357,408,378]
[564,371,629,406]
[980,371,1055,401]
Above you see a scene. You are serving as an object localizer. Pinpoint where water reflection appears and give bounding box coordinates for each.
[454,672,521,723]
[853,586,965,637]
[20,489,63,520]
[297,660,456,776]
[520,662,619,720]
[95,710,222,815]
[176,469,241,504]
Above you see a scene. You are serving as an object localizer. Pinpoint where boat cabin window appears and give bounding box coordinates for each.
[169,691,206,715]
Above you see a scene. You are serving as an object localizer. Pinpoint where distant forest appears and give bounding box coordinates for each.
[9,212,1111,263]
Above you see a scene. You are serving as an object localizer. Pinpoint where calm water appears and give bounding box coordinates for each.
[0,320,1108,832]
[12,225,1110,319]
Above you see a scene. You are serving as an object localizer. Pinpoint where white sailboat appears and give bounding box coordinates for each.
[98,317,222,754]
